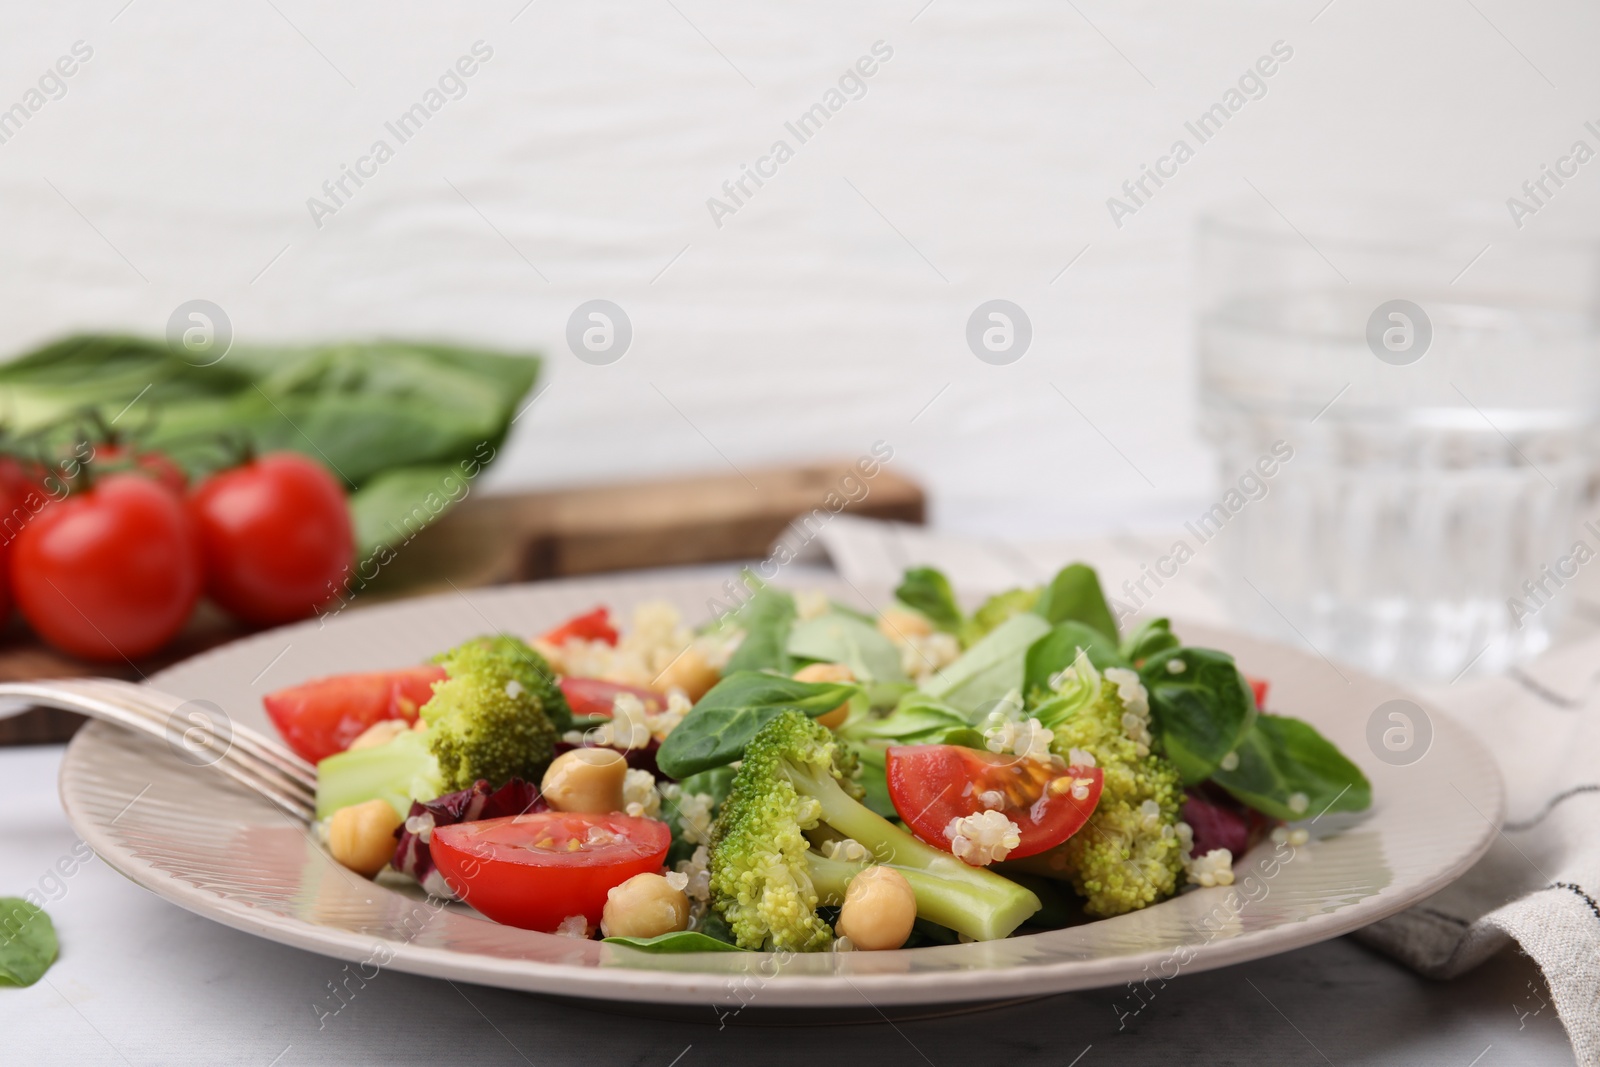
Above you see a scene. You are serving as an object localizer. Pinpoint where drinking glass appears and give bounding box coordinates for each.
[1197,198,1600,682]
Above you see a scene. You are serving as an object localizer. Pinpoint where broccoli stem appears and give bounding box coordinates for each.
[789,761,1041,941]
[315,730,442,820]
[808,852,865,902]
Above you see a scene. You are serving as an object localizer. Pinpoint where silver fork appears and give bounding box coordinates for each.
[0,678,317,823]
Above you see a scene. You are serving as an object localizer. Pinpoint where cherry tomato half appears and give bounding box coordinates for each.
[539,607,619,647]
[189,452,353,626]
[12,473,201,661]
[887,745,1104,860]
[1246,675,1269,710]
[431,811,670,932]
[263,665,445,762]
[558,677,664,720]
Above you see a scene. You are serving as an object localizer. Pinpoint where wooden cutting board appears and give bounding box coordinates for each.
[0,461,923,745]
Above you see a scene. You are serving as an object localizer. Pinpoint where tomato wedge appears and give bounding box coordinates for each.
[887,745,1104,860]
[558,677,664,720]
[540,607,619,646]
[431,811,670,932]
[1247,675,1269,710]
[263,665,444,762]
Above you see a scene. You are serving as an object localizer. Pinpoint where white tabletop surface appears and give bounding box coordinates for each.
[0,740,1576,1065]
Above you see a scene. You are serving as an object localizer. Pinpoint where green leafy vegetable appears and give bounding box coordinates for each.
[0,335,541,558]
[1120,617,1181,663]
[787,612,907,684]
[677,765,737,808]
[722,586,797,675]
[893,566,964,633]
[1033,563,1118,641]
[655,671,861,778]
[602,930,746,953]
[919,612,1051,715]
[0,899,58,987]
[346,464,469,559]
[1212,713,1372,821]
[1139,648,1257,784]
[1023,621,1129,695]
[838,694,983,747]
[965,588,1041,644]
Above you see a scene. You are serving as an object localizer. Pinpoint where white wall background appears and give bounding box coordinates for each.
[2,1,1598,537]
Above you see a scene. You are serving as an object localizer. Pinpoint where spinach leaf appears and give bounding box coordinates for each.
[676,765,737,807]
[723,586,797,675]
[602,931,747,953]
[347,464,468,557]
[838,695,981,746]
[0,899,58,987]
[964,588,1041,645]
[893,566,964,633]
[919,612,1052,715]
[1139,648,1257,784]
[1033,563,1118,641]
[1212,713,1372,821]
[1023,621,1130,696]
[0,336,541,562]
[863,681,915,711]
[788,613,908,684]
[655,671,860,778]
[1120,617,1180,664]
[827,600,877,625]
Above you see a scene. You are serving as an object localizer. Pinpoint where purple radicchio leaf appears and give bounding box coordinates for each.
[391,778,546,897]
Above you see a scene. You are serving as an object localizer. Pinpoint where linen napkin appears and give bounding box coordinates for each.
[808,515,1600,1064]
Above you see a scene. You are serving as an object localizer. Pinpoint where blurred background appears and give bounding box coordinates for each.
[4,0,1600,695]
[6,0,1596,528]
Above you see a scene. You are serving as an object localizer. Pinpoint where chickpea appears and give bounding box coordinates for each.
[600,873,690,939]
[327,799,404,877]
[541,748,627,813]
[348,719,410,751]
[877,607,933,642]
[836,866,915,950]
[793,662,856,730]
[653,645,720,701]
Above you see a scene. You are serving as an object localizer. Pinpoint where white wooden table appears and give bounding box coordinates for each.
[0,741,1574,1066]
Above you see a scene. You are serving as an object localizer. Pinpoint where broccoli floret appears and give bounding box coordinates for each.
[709,710,1040,951]
[424,637,563,793]
[315,636,565,816]
[1020,652,1184,917]
[435,634,572,732]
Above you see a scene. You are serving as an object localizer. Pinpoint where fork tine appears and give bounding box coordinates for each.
[55,680,319,812]
[0,679,317,823]
[68,679,317,790]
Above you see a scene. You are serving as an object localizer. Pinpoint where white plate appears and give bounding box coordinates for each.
[59,566,1502,1009]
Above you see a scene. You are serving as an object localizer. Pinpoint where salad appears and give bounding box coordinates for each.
[264,563,1372,953]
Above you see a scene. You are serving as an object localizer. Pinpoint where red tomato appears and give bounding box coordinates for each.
[188,452,353,626]
[887,745,1104,860]
[0,455,48,501]
[539,607,619,647]
[1247,675,1269,710]
[431,811,670,931]
[558,677,664,719]
[12,473,201,660]
[95,443,188,496]
[0,482,17,620]
[263,665,445,762]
